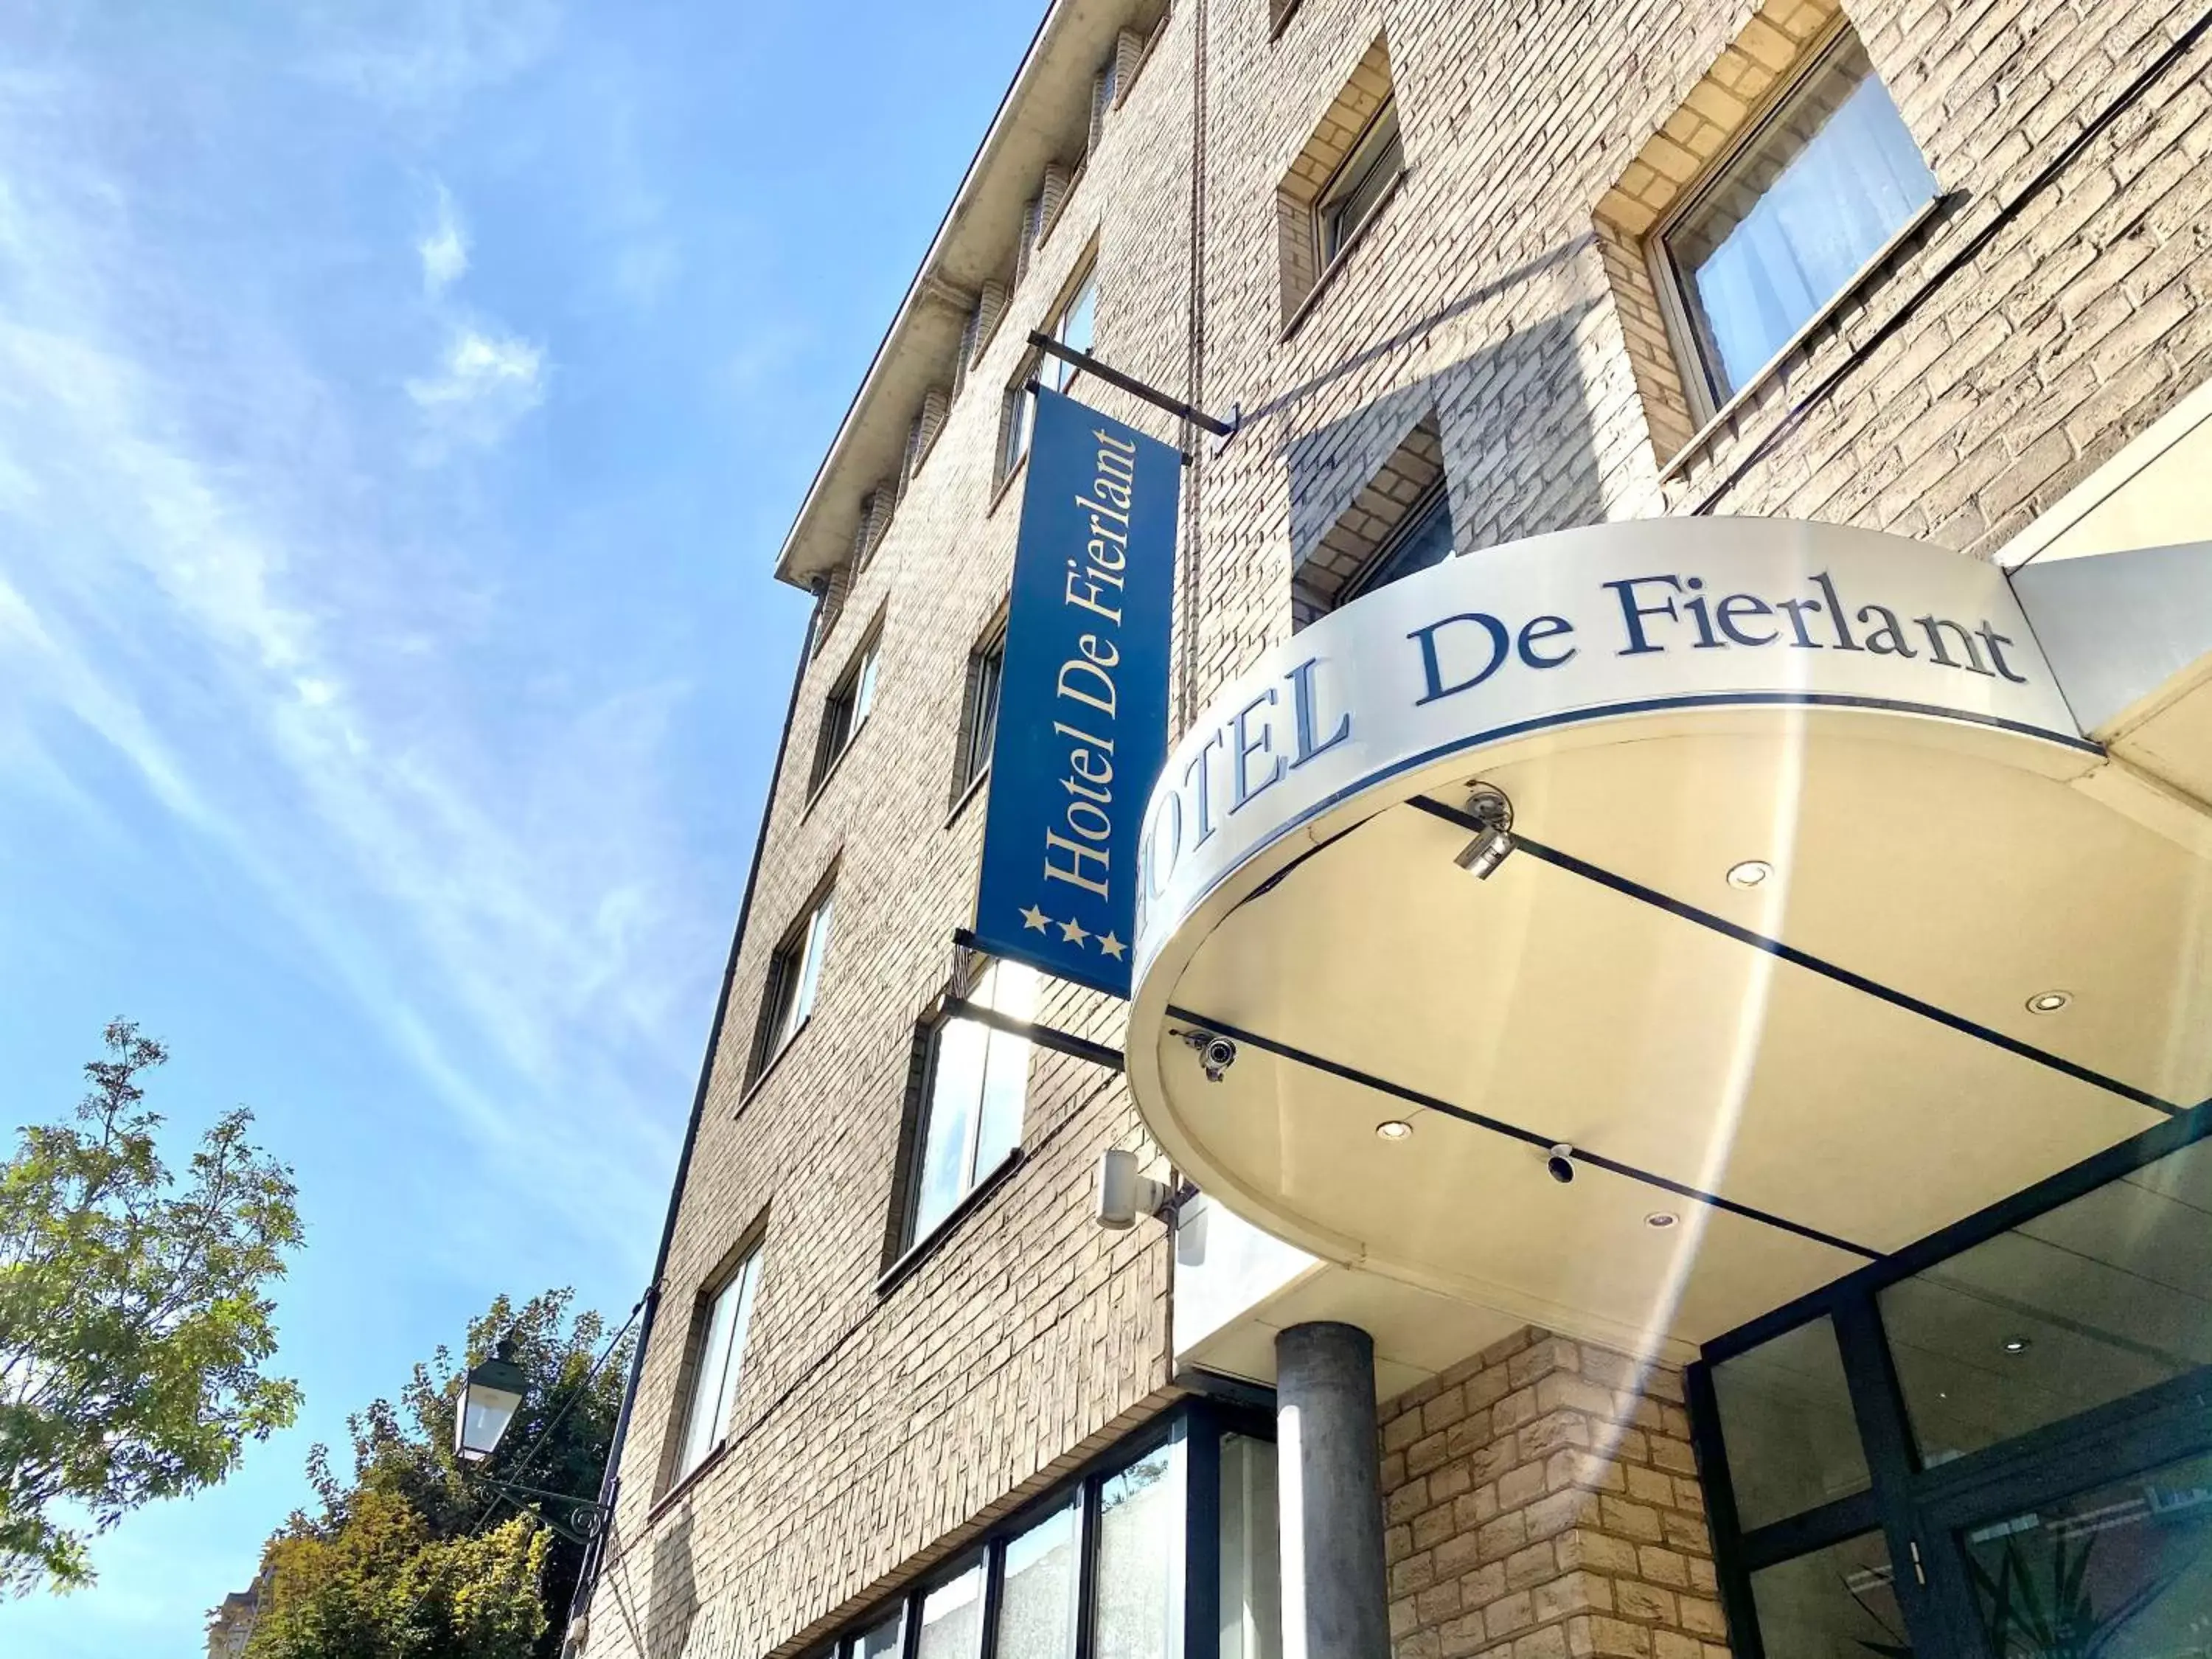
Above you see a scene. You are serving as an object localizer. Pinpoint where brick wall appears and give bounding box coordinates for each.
[580,0,2212,1652]
[1382,1331,1727,1659]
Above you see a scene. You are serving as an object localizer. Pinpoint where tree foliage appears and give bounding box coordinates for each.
[0,1021,302,1594]
[244,1289,629,1659]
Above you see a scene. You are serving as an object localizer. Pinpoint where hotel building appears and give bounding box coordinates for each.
[572,3,2212,1658]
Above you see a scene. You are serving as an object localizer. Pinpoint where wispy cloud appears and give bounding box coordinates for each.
[0,53,690,1256]
[417,183,469,292]
[303,0,563,118]
[406,326,546,447]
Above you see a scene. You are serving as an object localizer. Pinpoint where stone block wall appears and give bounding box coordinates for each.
[1380,1331,1728,1659]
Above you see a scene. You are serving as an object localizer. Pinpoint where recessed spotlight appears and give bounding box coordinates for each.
[1726,860,1773,889]
[1644,1211,1680,1230]
[2003,1336,2031,1355]
[1376,1119,1413,1141]
[2027,990,2071,1014]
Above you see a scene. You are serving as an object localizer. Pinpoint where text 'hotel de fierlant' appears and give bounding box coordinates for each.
[568,3,2212,1659]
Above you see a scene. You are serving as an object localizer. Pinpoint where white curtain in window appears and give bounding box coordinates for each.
[1678,66,1935,397]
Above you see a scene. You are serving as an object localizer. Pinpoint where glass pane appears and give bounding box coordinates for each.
[852,642,878,726]
[709,1249,762,1447]
[1005,385,1036,473]
[850,1610,903,1659]
[999,1498,1079,1659]
[1750,1531,1907,1659]
[975,962,1037,1175]
[1052,271,1096,389]
[793,896,833,1027]
[1322,106,1402,260]
[1669,36,1935,397]
[1964,1448,2212,1659]
[1349,492,1453,599]
[1881,1138,2212,1464]
[918,1561,986,1659]
[1093,1439,1184,1659]
[1711,1317,1871,1529]
[1220,1435,1281,1659]
[679,1271,742,1477]
[913,1017,986,1242]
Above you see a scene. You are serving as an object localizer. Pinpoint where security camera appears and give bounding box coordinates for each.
[1183,1029,1237,1082]
[1547,1144,1576,1184]
[1096,1148,1169,1230]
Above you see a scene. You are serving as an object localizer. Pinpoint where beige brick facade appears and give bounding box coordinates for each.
[578,0,2212,1654]
[1380,1333,1724,1659]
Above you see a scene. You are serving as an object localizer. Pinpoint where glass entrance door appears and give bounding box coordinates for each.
[1958,1447,2212,1659]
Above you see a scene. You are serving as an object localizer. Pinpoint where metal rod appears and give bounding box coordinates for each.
[1408,796,2181,1117]
[1164,1001,1879,1259]
[944,995,1124,1073]
[1027,331,1237,437]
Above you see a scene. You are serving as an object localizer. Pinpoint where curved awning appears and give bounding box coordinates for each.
[1130,518,2212,1357]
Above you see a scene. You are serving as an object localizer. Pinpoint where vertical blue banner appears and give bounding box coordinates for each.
[973,386,1179,998]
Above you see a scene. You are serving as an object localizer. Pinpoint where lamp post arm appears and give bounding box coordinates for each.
[476,1475,611,1547]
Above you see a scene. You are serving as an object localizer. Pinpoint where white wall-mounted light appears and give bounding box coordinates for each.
[2026,990,2071,1014]
[1375,1119,1413,1141]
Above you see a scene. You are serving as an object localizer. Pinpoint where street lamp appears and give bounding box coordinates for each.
[451,1332,613,1546]
[455,1335,529,1463]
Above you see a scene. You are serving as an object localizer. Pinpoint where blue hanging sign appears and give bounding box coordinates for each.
[972,386,1180,998]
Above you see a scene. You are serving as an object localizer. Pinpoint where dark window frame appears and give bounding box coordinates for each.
[1689,1107,2212,1659]
[813,624,884,796]
[748,880,835,1086]
[1315,97,1404,268]
[1649,19,1937,419]
[1338,479,1453,607]
[881,957,1040,1281]
[795,1397,1273,1659]
[952,622,1009,808]
[1000,258,1100,484]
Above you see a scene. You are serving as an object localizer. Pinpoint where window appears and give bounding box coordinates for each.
[1879,1134,2212,1463]
[1709,1315,1870,1529]
[1093,1441,1183,1659]
[905,959,1038,1248]
[1317,100,1402,266]
[812,632,880,792]
[1658,29,1936,406]
[914,1560,986,1659]
[846,1610,902,1659]
[1000,1498,1080,1659]
[1691,1130,2212,1659]
[752,887,833,1078]
[1341,483,1452,603]
[673,1245,762,1483]
[800,1410,1266,1659]
[1292,417,1449,626]
[954,628,1006,800]
[1274,37,1397,327]
[1001,264,1097,479]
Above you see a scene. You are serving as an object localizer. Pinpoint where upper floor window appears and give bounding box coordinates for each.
[1318,100,1403,266]
[1342,482,1452,603]
[1001,265,1097,480]
[751,886,833,1079]
[1659,28,1936,406]
[812,630,880,793]
[903,958,1038,1248]
[953,625,1006,801]
[672,1242,762,1483]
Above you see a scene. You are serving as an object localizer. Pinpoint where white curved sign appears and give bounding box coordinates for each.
[1133,518,2087,979]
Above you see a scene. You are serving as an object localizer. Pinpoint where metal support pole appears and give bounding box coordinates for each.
[1276,1321,1391,1659]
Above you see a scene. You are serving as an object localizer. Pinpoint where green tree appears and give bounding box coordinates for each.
[246,1289,628,1659]
[248,1491,549,1659]
[0,1020,303,1594]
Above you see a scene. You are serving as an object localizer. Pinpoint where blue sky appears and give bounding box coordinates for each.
[0,1,1037,1651]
